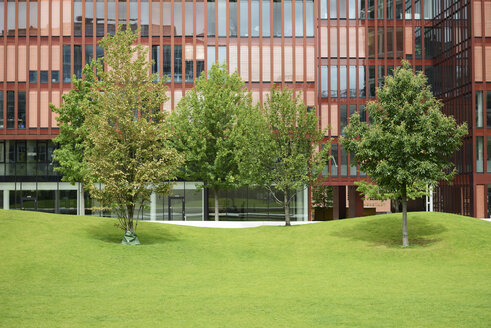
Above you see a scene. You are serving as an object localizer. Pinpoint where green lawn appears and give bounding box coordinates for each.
[1,210,490,327]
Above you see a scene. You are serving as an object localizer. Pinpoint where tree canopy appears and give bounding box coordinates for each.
[341,61,467,246]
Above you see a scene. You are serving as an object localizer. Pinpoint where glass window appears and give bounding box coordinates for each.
[229,0,237,37]
[7,0,15,36]
[185,60,194,82]
[0,0,4,36]
[368,27,375,58]
[306,0,314,37]
[415,26,422,58]
[387,0,392,19]
[96,0,105,36]
[163,45,171,78]
[262,0,270,37]
[0,92,3,129]
[174,0,182,36]
[368,65,375,98]
[321,0,328,19]
[217,0,226,37]
[196,0,205,36]
[141,0,149,36]
[340,145,348,176]
[119,0,127,30]
[152,45,160,74]
[350,152,357,176]
[387,27,394,58]
[405,0,411,19]
[359,0,365,19]
[284,0,292,37]
[378,65,385,88]
[477,136,484,173]
[207,46,215,71]
[63,45,71,83]
[349,0,356,19]
[52,71,59,83]
[488,137,491,173]
[107,0,116,35]
[18,0,26,36]
[207,0,215,36]
[340,104,347,135]
[330,0,337,19]
[218,46,226,64]
[396,0,403,19]
[377,27,385,58]
[424,27,434,59]
[151,1,160,36]
[40,71,49,83]
[377,0,383,19]
[18,92,26,129]
[476,91,483,128]
[185,0,193,36]
[197,61,205,78]
[331,143,338,176]
[340,66,347,98]
[339,0,346,19]
[74,0,82,36]
[29,0,37,36]
[273,0,281,37]
[6,91,14,129]
[74,45,82,79]
[163,0,171,36]
[85,0,93,36]
[85,45,93,67]
[29,71,37,83]
[424,0,432,19]
[330,66,337,98]
[321,66,328,98]
[240,0,248,37]
[349,66,357,98]
[414,0,420,19]
[487,92,491,129]
[359,66,366,97]
[368,0,374,19]
[251,0,260,37]
[174,45,182,82]
[360,104,366,122]
[295,0,303,37]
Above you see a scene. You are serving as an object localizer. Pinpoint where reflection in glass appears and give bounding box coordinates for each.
[273,0,281,37]
[207,0,215,36]
[107,0,116,35]
[85,0,93,36]
[6,91,14,129]
[240,0,248,37]
[349,66,357,98]
[295,0,303,37]
[477,136,484,173]
[284,0,292,37]
[306,0,314,37]
[262,0,270,37]
[96,0,105,36]
[141,0,149,36]
[340,66,347,98]
[74,0,82,36]
[331,143,338,176]
[174,0,182,36]
[330,65,337,98]
[174,45,182,82]
[218,0,226,37]
[185,0,193,36]
[229,0,237,37]
[251,0,260,37]
[321,66,328,98]
[163,45,171,78]
[118,0,127,30]
[63,45,71,83]
[359,66,366,97]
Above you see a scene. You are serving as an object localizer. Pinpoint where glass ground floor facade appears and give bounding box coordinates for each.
[0,181,308,221]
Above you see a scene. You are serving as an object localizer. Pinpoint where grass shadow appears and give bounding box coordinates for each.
[334,214,447,248]
[85,220,180,245]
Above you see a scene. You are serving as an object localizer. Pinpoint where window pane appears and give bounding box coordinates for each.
[262,0,270,37]
[331,144,338,176]
[349,66,357,98]
[229,0,237,37]
[207,0,215,36]
[207,46,215,71]
[321,0,328,19]
[251,0,260,37]
[387,27,394,58]
[240,0,248,37]
[359,66,366,97]
[0,92,3,129]
[174,45,182,82]
[414,0,420,19]
[185,60,193,82]
[487,92,491,129]
[85,0,93,36]
[163,45,171,77]
[141,0,149,36]
[476,91,483,128]
[396,0,403,19]
[29,1,37,35]
[330,0,337,19]
[295,0,303,37]
[52,71,59,83]
[196,0,205,36]
[415,26,422,58]
[306,0,314,37]
[6,91,14,129]
[174,0,182,36]
[18,0,26,36]
[29,71,37,83]
[378,65,385,88]
[340,104,347,136]
[368,0,374,19]
[85,45,93,67]
[218,0,226,37]
[488,137,491,173]
[340,145,348,176]
[108,0,116,35]
[359,0,365,19]
[0,0,4,36]
[97,0,105,36]
[163,0,171,36]
[218,46,226,64]
[74,0,82,36]
[284,0,292,37]
[321,66,328,98]
[340,66,347,98]
[185,0,193,36]
[377,26,384,58]
[339,0,346,19]
[273,0,281,37]
[74,45,82,78]
[330,66,337,98]
[477,136,484,173]
[40,71,49,83]
[424,0,432,19]
[368,27,375,58]
[119,0,127,30]
[387,0,392,19]
[350,152,357,176]
[63,45,71,82]
[405,0,411,19]
[18,92,26,129]
[7,0,15,36]
[152,45,160,74]
[368,65,375,98]
[349,0,356,19]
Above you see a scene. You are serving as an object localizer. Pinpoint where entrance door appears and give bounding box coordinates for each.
[21,196,37,211]
[168,196,185,221]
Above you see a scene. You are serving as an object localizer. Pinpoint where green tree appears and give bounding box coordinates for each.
[237,86,327,226]
[169,64,252,221]
[50,62,98,213]
[55,27,183,244]
[341,61,467,247]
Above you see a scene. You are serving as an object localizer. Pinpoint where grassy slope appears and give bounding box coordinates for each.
[1,210,490,328]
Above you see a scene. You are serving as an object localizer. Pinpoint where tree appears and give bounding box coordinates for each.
[236,86,328,226]
[341,61,467,247]
[169,64,253,221]
[67,27,182,244]
[50,62,98,214]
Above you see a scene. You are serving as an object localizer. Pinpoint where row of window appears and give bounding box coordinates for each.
[0,0,314,38]
[0,91,26,129]
[0,141,57,177]
[476,136,491,174]
[475,91,491,129]
[320,0,433,20]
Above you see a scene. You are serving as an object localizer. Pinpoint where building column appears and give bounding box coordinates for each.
[150,192,157,221]
[348,186,364,218]
[333,186,346,220]
[3,190,9,210]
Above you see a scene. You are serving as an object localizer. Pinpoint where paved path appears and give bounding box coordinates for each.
[481,218,491,222]
[152,220,321,228]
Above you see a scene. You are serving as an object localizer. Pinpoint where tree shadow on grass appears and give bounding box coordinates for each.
[86,220,180,245]
[334,214,447,248]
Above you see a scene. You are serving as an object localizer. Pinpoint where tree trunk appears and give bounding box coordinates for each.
[213,188,219,221]
[284,192,291,226]
[127,205,135,232]
[402,197,409,247]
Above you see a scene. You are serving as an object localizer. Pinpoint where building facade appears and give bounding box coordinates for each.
[0,0,489,219]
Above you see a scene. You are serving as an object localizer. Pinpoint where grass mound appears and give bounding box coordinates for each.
[1,210,490,327]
